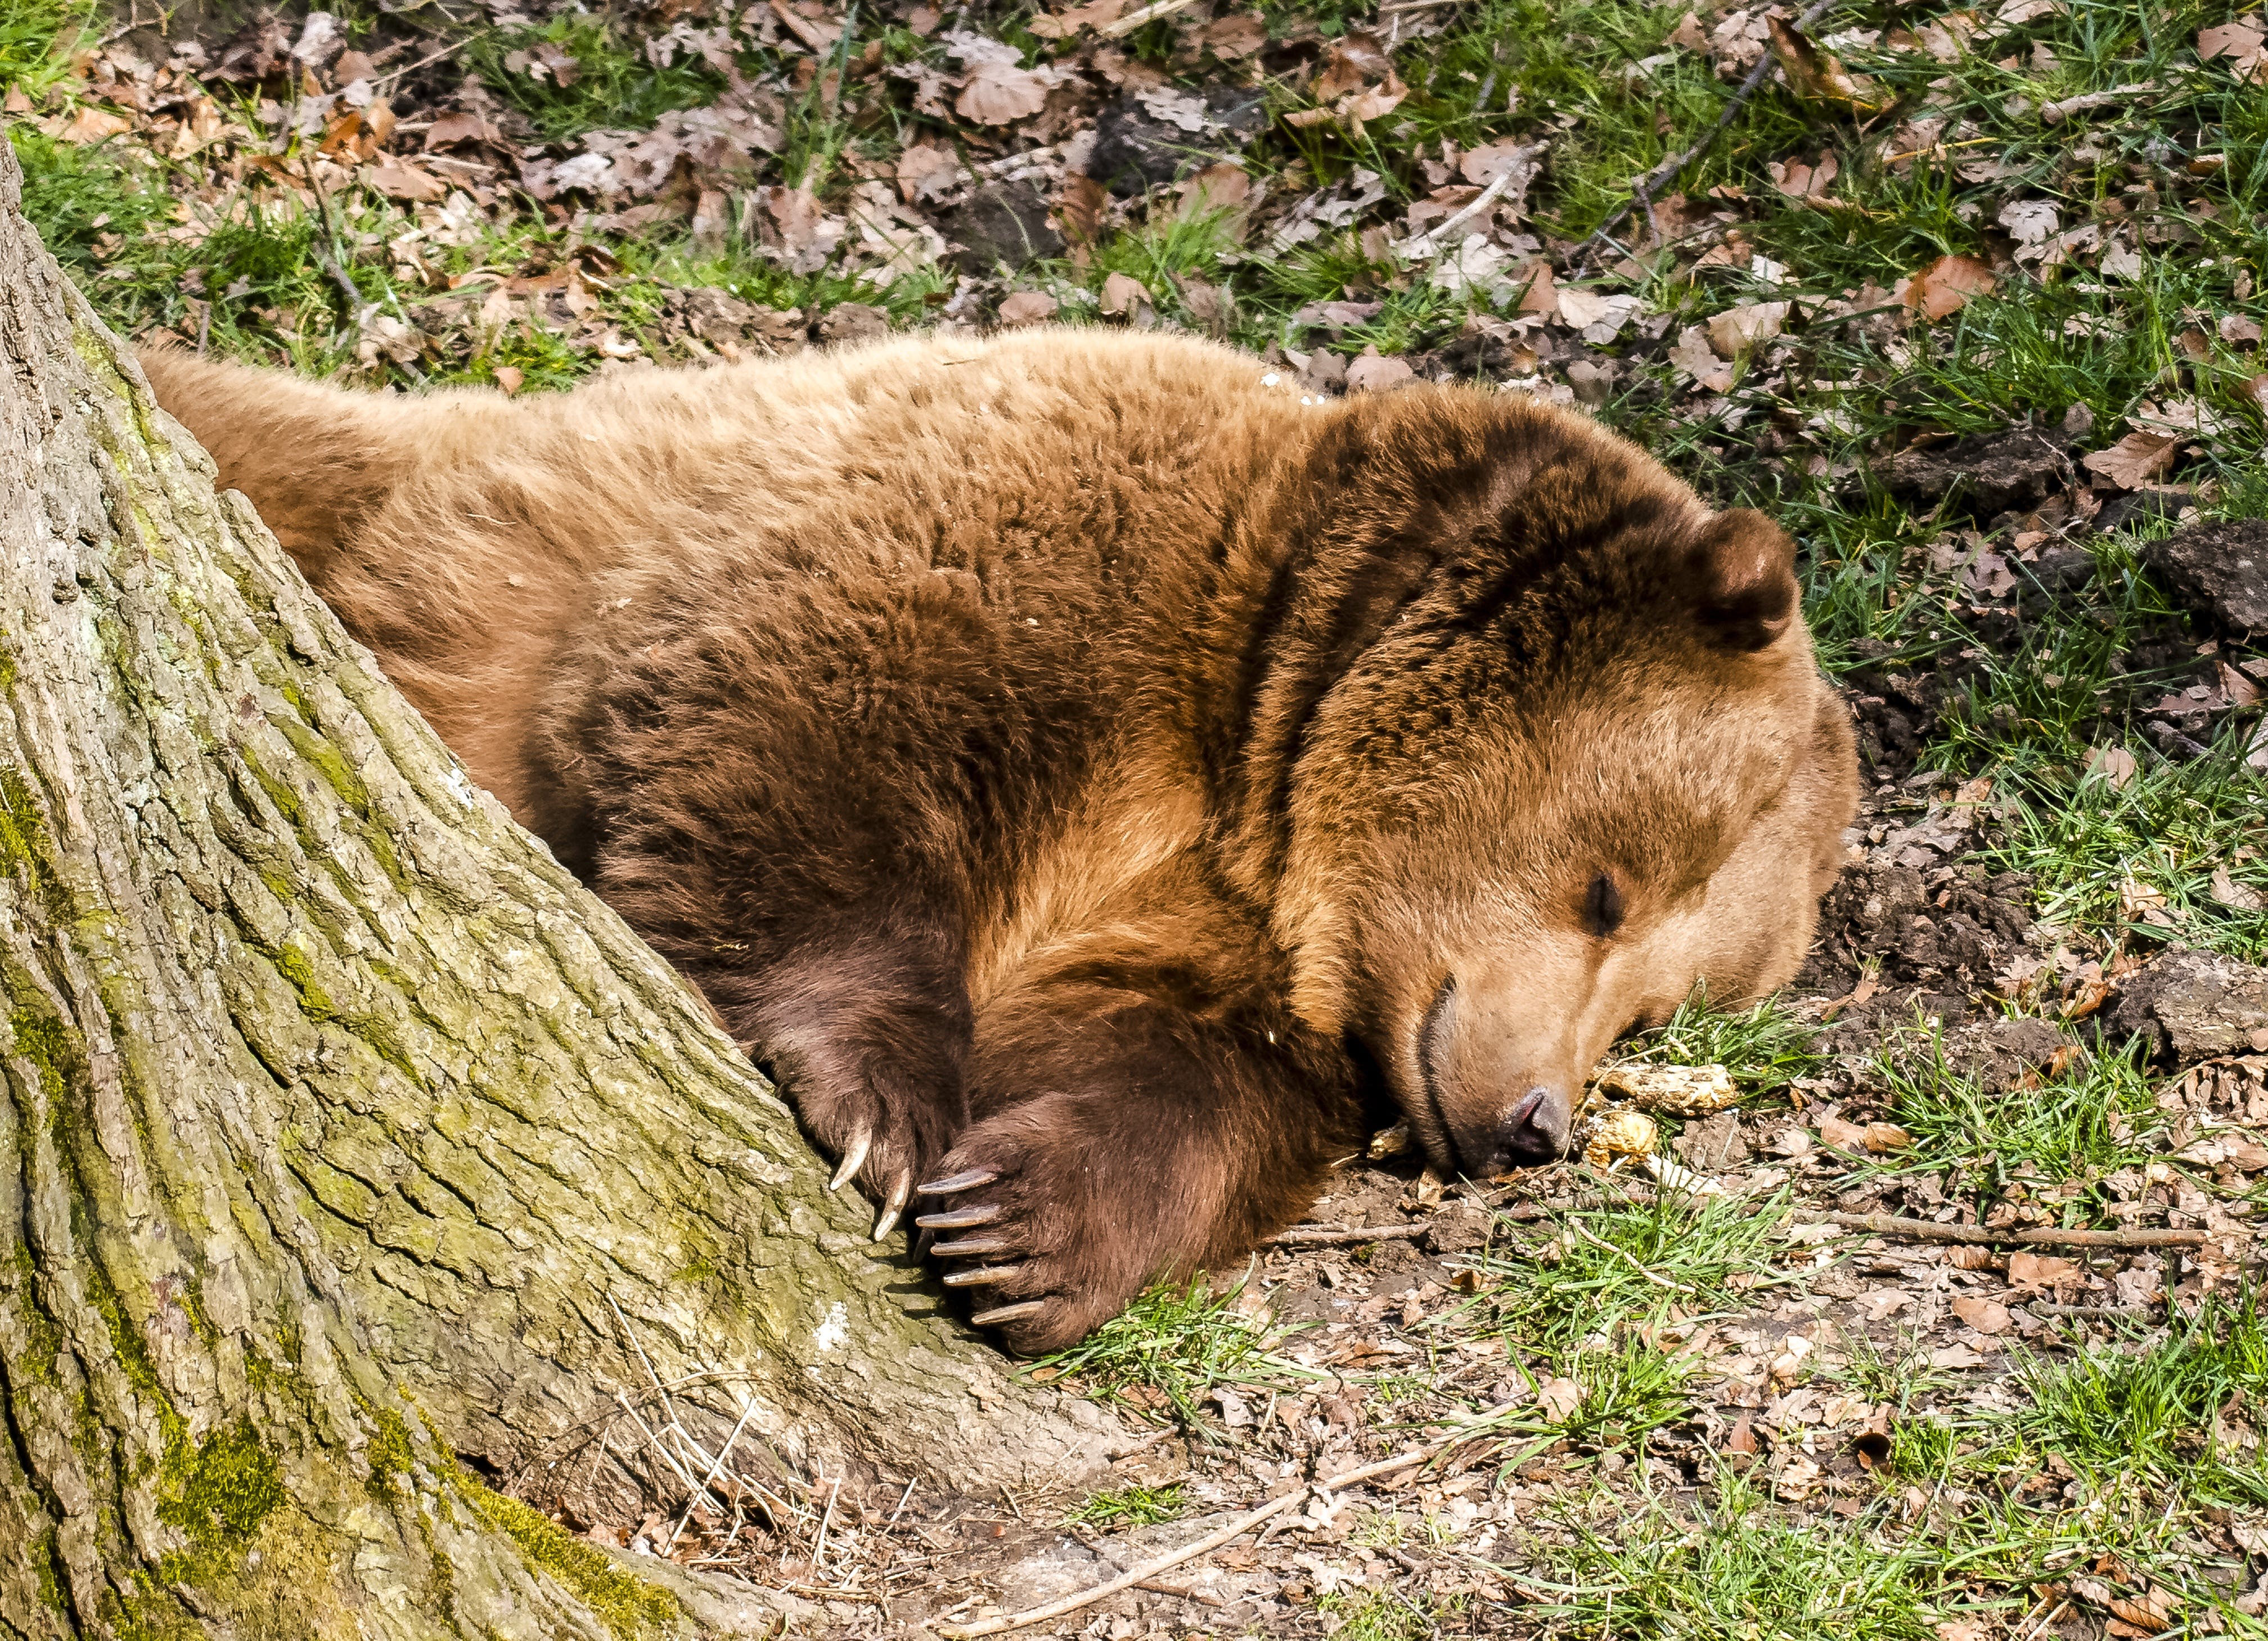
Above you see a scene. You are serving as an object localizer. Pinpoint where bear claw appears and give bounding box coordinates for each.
[969,1301,1046,1328]
[928,1235,1011,1257]
[917,1168,997,1194]
[829,1130,871,1192]
[915,1204,1001,1230]
[941,1264,1023,1287]
[871,1170,911,1242]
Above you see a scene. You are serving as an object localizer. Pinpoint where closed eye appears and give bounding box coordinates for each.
[1583,872,1625,938]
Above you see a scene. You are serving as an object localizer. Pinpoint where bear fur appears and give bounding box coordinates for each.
[140,331,1858,1353]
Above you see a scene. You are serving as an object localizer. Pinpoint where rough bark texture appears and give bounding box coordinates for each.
[0,144,1109,1639]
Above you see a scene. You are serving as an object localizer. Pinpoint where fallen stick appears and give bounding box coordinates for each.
[1572,0,1837,273]
[1270,1222,1428,1247]
[934,1409,1511,1638]
[1824,1212,2207,1249]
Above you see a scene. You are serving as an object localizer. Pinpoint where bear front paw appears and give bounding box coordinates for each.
[912,1112,1169,1354]
[795,1087,949,1243]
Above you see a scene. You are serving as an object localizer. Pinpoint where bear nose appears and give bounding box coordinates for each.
[1466,1086,1570,1175]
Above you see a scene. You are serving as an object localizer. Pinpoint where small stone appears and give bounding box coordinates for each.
[2144,518,2268,635]
[939,181,1064,275]
[2102,948,2268,1064]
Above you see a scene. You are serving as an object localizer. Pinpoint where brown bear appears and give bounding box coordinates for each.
[140,331,1857,1354]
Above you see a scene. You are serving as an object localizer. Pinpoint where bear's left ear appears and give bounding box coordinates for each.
[1688,508,1798,651]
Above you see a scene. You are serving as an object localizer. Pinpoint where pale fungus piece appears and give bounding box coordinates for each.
[1589,1060,1739,1116]
[1582,1107,1660,1167]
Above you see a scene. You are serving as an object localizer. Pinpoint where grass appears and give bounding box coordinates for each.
[1024,1271,1316,1435]
[1621,992,1825,1098]
[1510,1466,1951,1640]
[1062,1482,1187,1530]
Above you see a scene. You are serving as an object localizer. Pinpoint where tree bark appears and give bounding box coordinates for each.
[0,143,1109,1638]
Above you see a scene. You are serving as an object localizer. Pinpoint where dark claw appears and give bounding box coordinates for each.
[914,1204,1002,1231]
[928,1235,1012,1258]
[970,1300,1046,1327]
[941,1264,1023,1288]
[917,1168,999,1195]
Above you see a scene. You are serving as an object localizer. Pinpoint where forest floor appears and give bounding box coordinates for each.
[10,0,2268,1631]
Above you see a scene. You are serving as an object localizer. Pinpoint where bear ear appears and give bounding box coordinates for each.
[1687,507,1798,651]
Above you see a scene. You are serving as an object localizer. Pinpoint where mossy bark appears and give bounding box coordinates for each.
[0,144,1109,1639]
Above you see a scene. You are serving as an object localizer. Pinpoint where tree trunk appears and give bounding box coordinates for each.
[0,143,1109,1639]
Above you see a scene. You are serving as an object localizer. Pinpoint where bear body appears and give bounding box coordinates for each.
[142,331,1857,1351]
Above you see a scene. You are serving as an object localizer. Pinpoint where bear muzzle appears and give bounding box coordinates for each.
[1417,975,1578,1175]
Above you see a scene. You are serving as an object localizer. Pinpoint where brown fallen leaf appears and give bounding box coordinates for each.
[1198,13,1267,57]
[1345,351,1416,394]
[367,158,448,203]
[2081,430,2179,489]
[1056,174,1108,245]
[1952,1296,2012,1336]
[896,140,963,203]
[1769,17,1891,114]
[1315,32,1396,99]
[2109,1589,2178,1629]
[2244,372,2268,423]
[2008,1250,2081,1288]
[1099,271,1152,318]
[1768,151,1840,204]
[1865,1122,1912,1153]
[492,366,525,397]
[1819,1113,1871,1152]
[1903,254,1996,321]
[1706,300,1789,357]
[997,290,1059,327]
[956,61,1050,125]
[1725,1413,1758,1454]
[58,105,132,143]
[1536,1375,1583,1421]
[2198,20,2268,82]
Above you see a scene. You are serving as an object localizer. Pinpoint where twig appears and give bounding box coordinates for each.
[812,1477,841,1573]
[937,1405,1515,1638]
[664,1395,759,1554]
[2038,83,2155,125]
[2027,1302,2159,1321]
[1096,0,1203,38]
[1379,0,1462,11]
[1565,1217,1693,1292]
[1392,165,1519,259]
[1271,1222,1428,1247]
[1572,0,1837,275]
[614,1390,703,1494]
[372,32,490,94]
[1822,1212,2208,1249]
[1108,1426,1177,1460]
[1133,1577,1228,1606]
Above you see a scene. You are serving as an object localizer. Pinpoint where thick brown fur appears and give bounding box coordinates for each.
[140,331,1859,1353]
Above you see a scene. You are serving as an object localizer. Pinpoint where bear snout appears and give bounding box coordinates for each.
[1417,977,1577,1174]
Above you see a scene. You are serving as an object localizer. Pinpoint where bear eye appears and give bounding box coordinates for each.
[1583,873,1625,938]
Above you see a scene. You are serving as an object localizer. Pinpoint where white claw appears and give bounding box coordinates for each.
[872,1170,911,1242]
[830,1129,871,1193]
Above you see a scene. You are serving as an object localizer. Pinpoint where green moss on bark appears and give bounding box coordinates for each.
[158,1416,285,1549]
[466,1483,680,1640]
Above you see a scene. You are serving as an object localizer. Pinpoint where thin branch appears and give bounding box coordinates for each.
[937,1406,1516,1638]
[1270,1222,1428,1247]
[1392,164,1519,259]
[1823,1212,2208,1250]
[1565,1217,1693,1292]
[1572,0,1837,275]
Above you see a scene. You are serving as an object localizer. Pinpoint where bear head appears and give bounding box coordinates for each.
[1219,387,1858,1176]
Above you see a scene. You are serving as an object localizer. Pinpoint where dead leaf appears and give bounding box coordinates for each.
[2109,1590,2178,1629]
[1819,1113,1871,1152]
[1315,32,1396,99]
[1725,1413,1758,1453]
[769,0,843,51]
[1768,17,1889,113]
[1768,152,1839,204]
[1099,271,1152,318]
[1056,174,1107,244]
[493,366,525,397]
[1904,254,1996,321]
[2246,373,2268,424]
[1668,10,1708,51]
[2008,1251,2081,1288]
[2199,21,2268,82]
[956,62,1049,125]
[2081,430,2179,489]
[1344,352,1416,394]
[1952,1296,2012,1335]
[997,290,1058,327]
[424,111,496,150]
[1929,1341,1987,1369]
[1937,1622,1990,1641]
[896,141,964,203]
[2086,744,2138,789]
[1865,1122,1913,1153]
[1706,300,1790,357]
[58,105,132,143]
[1199,13,1267,57]
[2212,866,2266,912]
[1535,1376,1582,1421]
[367,158,448,203]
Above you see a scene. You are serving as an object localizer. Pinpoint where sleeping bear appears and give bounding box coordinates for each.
[142,331,1857,1354]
